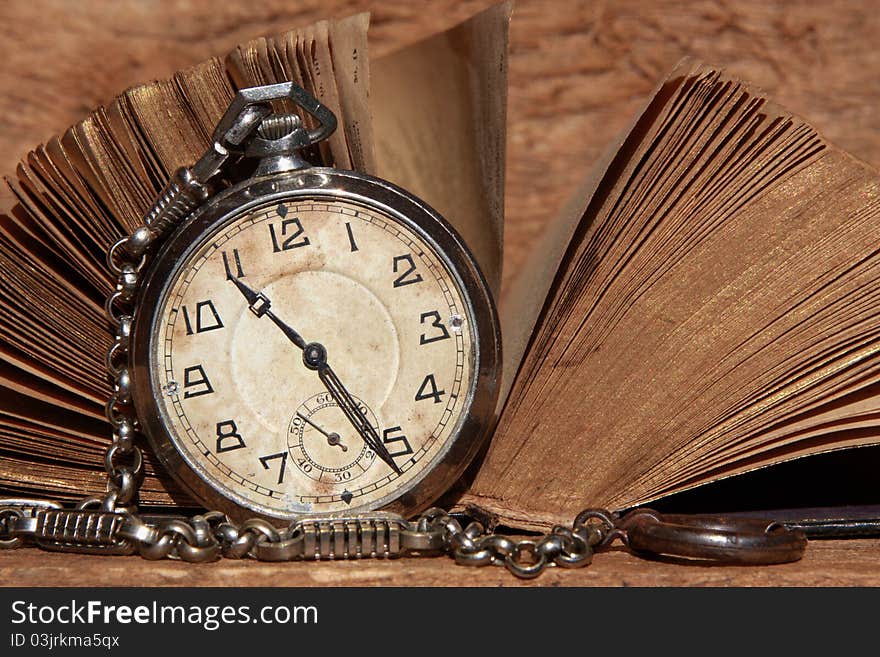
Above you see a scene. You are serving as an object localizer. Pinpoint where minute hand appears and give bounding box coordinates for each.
[315,360,402,475]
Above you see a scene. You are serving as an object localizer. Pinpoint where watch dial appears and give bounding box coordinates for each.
[149,196,476,515]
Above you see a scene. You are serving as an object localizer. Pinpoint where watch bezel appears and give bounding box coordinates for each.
[130,167,501,522]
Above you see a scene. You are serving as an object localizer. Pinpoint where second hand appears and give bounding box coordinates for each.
[297,412,348,452]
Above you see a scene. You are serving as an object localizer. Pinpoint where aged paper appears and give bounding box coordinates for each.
[371,2,510,299]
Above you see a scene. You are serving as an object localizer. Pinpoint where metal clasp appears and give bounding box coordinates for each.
[1,503,138,556]
[199,81,338,178]
[214,81,336,152]
[253,512,409,562]
[34,509,136,556]
[615,509,807,565]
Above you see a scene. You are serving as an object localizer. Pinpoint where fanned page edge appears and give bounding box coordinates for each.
[463,60,880,529]
[496,58,704,406]
[223,14,374,173]
[0,15,375,505]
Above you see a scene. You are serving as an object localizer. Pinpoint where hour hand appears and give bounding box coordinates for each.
[227,275,307,350]
[227,274,269,315]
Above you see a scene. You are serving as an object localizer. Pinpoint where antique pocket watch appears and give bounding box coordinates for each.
[121,82,501,521]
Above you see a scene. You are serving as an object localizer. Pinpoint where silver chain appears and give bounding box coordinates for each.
[0,498,620,578]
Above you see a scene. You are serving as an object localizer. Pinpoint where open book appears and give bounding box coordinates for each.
[3,4,880,530]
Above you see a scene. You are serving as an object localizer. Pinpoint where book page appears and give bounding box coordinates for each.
[226,15,373,172]
[371,2,511,299]
[496,64,693,403]
[465,63,880,530]
[328,13,376,173]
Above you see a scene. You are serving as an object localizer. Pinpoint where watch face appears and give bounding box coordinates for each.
[132,170,499,520]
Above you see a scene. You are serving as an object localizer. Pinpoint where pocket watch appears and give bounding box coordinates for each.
[120,82,501,521]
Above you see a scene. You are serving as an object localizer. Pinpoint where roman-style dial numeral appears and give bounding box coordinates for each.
[181,300,224,335]
[392,254,423,287]
[419,310,451,345]
[382,426,414,458]
[215,420,246,453]
[269,218,310,252]
[415,374,445,404]
[222,249,245,279]
[345,222,359,252]
[182,364,214,398]
[259,451,289,484]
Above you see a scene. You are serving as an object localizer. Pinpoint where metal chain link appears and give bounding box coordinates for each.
[0,497,809,576]
[417,508,604,578]
[0,500,623,577]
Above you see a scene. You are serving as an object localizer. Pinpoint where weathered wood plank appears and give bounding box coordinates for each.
[2,539,877,587]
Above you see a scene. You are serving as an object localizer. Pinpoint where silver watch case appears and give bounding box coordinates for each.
[130,167,502,522]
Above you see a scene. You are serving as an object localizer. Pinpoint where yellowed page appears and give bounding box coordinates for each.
[371,2,510,299]
[307,21,352,169]
[328,13,375,173]
[497,60,704,404]
[465,61,880,528]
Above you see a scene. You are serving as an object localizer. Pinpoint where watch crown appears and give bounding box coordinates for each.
[256,113,303,141]
[245,110,315,173]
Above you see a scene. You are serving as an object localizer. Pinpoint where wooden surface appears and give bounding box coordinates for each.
[2,0,880,586]
[2,538,878,587]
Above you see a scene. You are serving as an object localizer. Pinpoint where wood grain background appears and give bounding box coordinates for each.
[3,0,880,290]
[1,0,879,585]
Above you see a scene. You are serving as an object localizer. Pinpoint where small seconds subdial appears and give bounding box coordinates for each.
[289,393,378,483]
